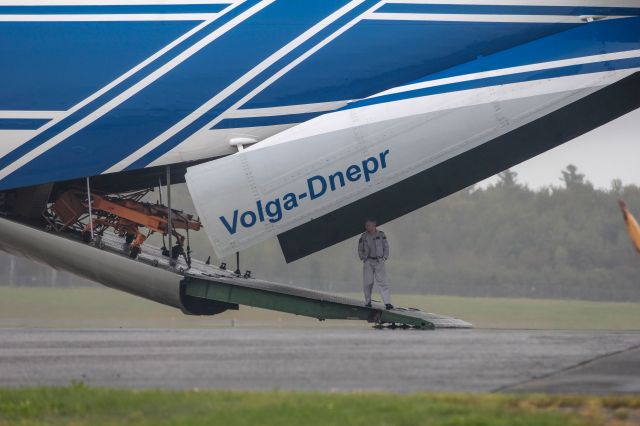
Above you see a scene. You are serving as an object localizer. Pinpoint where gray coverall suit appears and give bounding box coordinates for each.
[358,230,391,305]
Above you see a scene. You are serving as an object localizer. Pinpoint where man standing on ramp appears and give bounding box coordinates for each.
[358,218,393,310]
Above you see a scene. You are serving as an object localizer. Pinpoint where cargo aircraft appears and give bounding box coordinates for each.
[0,0,638,329]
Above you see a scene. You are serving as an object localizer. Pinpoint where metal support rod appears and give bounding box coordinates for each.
[9,256,15,285]
[158,177,166,249]
[166,166,172,251]
[157,177,163,204]
[86,176,94,240]
[235,251,240,275]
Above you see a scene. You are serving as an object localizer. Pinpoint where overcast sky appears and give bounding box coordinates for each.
[482,108,640,189]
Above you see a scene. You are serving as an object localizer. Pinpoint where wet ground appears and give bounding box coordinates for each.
[0,328,638,393]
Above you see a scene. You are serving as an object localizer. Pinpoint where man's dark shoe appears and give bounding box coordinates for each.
[364,302,372,308]
[385,304,394,310]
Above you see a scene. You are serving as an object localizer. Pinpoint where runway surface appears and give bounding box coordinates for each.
[0,328,638,393]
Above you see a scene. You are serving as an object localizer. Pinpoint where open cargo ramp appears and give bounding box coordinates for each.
[96,225,472,329]
[0,217,471,329]
[182,273,472,330]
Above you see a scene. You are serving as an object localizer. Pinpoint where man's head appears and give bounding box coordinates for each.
[364,218,377,233]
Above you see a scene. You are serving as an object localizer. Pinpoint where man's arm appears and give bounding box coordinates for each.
[358,235,366,260]
[382,232,389,260]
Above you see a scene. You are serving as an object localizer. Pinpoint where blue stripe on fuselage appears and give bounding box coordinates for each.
[0,19,204,172]
[419,17,640,83]
[0,0,353,188]
[345,56,640,111]
[0,1,249,178]
[1,6,636,191]
[375,4,640,17]
[0,4,230,14]
[0,119,49,130]
[0,21,200,111]
[244,20,578,109]
[126,0,378,170]
[211,111,325,129]
[344,19,640,111]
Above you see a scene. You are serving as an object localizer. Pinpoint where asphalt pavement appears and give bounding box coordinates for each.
[0,328,638,393]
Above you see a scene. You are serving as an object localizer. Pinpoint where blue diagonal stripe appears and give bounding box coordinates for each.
[0,1,248,173]
[125,0,381,170]
[0,4,231,15]
[417,16,640,83]
[0,118,49,130]
[375,4,640,17]
[0,0,354,189]
[212,111,325,129]
[345,56,640,111]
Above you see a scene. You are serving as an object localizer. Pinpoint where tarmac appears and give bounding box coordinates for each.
[0,328,638,393]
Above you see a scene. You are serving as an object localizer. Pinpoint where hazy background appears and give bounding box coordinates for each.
[1,109,639,303]
[482,109,640,189]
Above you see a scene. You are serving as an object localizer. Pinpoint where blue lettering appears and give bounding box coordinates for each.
[308,175,327,200]
[265,199,283,223]
[361,156,379,182]
[223,150,390,233]
[346,165,361,182]
[219,210,239,235]
[329,171,345,191]
[283,193,298,210]
[240,211,257,228]
[256,200,265,222]
[380,149,390,168]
